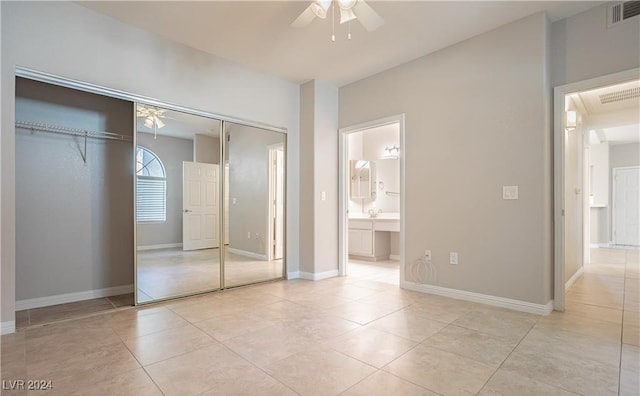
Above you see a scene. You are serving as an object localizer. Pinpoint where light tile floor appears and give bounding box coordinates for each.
[1,250,638,395]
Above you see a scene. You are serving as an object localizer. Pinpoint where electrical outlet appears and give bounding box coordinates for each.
[450,252,458,265]
[424,250,432,260]
[247,232,251,239]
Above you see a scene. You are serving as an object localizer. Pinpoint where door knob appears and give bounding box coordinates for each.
[183,209,192,213]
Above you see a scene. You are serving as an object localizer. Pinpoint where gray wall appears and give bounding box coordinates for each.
[194,134,220,165]
[227,123,284,256]
[1,1,300,328]
[15,78,134,301]
[136,133,193,248]
[340,13,553,304]
[299,80,339,276]
[551,3,640,87]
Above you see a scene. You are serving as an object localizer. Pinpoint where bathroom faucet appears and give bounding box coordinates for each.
[368,209,382,218]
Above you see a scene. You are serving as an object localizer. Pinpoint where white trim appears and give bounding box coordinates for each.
[390,254,401,261]
[16,284,134,311]
[590,243,610,248]
[299,270,339,281]
[338,114,405,282]
[227,247,267,261]
[136,243,183,251]
[403,281,554,316]
[1,321,16,335]
[553,67,640,312]
[287,271,301,280]
[565,266,584,291]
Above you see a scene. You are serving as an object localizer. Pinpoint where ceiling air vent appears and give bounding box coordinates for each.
[608,1,640,27]
[599,87,640,104]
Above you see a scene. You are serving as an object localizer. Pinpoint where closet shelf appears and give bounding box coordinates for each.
[15,120,133,142]
[15,120,132,163]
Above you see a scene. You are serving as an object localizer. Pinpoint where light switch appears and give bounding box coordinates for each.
[321,191,326,201]
[502,186,519,200]
[232,197,237,204]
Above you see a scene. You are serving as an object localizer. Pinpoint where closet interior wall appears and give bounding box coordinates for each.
[15,77,134,307]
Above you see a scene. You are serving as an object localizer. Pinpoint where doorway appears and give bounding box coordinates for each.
[554,69,640,311]
[338,115,405,282]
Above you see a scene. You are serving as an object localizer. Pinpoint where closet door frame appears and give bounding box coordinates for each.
[16,66,288,306]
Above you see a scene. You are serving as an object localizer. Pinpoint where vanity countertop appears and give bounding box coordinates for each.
[349,212,400,221]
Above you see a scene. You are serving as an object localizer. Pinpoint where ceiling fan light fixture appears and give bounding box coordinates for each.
[337,0,358,10]
[339,8,356,24]
[144,117,154,129]
[311,0,331,18]
[155,117,165,129]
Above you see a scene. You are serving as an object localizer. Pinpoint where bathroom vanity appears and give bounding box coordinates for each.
[348,213,399,260]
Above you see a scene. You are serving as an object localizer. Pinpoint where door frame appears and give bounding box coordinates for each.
[338,114,405,281]
[612,166,640,246]
[267,143,285,261]
[553,67,640,311]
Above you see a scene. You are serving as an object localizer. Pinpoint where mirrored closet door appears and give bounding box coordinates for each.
[223,121,286,287]
[135,104,222,303]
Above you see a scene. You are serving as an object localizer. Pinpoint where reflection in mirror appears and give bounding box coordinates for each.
[223,121,286,287]
[135,104,221,303]
[350,160,376,199]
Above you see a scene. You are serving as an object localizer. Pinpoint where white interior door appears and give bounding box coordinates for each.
[183,161,219,251]
[613,166,640,246]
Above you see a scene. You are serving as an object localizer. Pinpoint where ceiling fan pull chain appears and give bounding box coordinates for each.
[348,19,352,40]
[331,1,336,42]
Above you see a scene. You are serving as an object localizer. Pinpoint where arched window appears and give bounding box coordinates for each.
[136,146,166,222]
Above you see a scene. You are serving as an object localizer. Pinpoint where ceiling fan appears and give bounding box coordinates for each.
[292,0,384,34]
[136,104,166,139]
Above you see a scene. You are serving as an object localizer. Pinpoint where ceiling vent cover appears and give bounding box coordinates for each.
[599,87,640,104]
[609,1,640,26]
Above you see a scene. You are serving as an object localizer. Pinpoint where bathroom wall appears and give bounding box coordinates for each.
[348,124,400,214]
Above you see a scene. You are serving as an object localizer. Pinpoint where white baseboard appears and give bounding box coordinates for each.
[1,321,16,335]
[228,247,267,261]
[565,266,584,291]
[402,281,553,316]
[137,243,182,251]
[16,284,134,311]
[287,271,300,280]
[299,269,339,281]
[389,254,401,261]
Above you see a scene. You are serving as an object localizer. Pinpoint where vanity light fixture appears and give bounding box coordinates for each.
[383,144,400,159]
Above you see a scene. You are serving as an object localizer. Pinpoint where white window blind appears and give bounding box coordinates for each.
[136,177,166,222]
[136,146,166,223]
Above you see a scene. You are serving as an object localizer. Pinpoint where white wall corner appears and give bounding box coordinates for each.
[299,269,339,281]
[1,321,16,335]
[565,266,584,292]
[402,281,554,316]
[286,271,301,280]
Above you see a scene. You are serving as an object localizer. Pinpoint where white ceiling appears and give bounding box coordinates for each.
[79,1,603,87]
[575,80,640,145]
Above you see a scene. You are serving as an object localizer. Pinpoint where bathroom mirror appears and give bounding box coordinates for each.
[350,160,376,199]
[135,104,222,303]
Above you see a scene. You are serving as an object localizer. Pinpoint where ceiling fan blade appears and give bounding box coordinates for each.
[291,4,317,28]
[353,0,384,32]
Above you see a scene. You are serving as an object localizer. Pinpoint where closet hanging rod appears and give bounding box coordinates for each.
[385,191,400,196]
[15,120,133,142]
